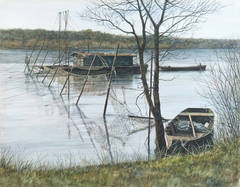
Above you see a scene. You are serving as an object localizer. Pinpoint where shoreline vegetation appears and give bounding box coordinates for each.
[1,29,240,186]
[0,29,239,50]
[0,140,239,186]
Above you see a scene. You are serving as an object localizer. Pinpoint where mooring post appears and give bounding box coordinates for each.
[30,39,45,75]
[60,50,71,96]
[42,52,64,84]
[42,69,51,83]
[103,44,120,117]
[60,76,70,95]
[47,53,64,87]
[24,37,40,73]
[75,55,97,105]
[36,50,49,79]
[67,50,70,100]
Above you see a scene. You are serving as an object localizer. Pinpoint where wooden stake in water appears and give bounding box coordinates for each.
[42,53,64,84]
[30,39,45,75]
[60,50,71,96]
[103,44,119,117]
[60,74,70,95]
[67,50,70,100]
[36,50,49,79]
[75,55,97,105]
[24,36,40,73]
[48,12,62,88]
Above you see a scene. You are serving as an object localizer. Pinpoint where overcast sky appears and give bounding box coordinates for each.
[0,0,240,39]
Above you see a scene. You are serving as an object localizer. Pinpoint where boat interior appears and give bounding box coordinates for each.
[165,108,214,137]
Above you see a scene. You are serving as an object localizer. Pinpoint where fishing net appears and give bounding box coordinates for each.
[109,85,154,137]
[176,120,209,134]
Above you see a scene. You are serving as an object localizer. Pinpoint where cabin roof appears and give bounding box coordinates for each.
[72,52,136,58]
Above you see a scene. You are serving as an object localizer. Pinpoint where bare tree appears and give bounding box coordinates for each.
[85,0,218,156]
[206,48,240,140]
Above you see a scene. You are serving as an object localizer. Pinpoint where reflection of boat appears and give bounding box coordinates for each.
[72,52,148,74]
[37,65,111,75]
[159,64,206,71]
[165,108,214,154]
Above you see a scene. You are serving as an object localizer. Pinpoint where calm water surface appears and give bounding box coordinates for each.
[0,48,223,166]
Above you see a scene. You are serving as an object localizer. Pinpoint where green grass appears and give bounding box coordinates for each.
[0,140,239,187]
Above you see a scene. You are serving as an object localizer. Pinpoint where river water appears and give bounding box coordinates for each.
[0,48,224,166]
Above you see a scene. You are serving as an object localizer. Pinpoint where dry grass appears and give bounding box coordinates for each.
[0,139,239,187]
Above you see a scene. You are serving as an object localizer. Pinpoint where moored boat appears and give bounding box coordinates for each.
[159,64,206,71]
[72,52,148,74]
[34,52,148,76]
[165,108,214,154]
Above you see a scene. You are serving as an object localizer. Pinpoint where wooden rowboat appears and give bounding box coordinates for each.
[165,108,214,154]
[159,64,206,71]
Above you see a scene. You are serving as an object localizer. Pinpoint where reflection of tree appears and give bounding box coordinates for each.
[103,117,113,163]
[76,105,126,163]
[48,87,85,141]
[76,106,102,161]
[86,0,218,156]
[59,96,84,141]
[28,63,152,163]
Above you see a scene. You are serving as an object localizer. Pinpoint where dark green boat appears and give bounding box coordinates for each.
[165,108,214,154]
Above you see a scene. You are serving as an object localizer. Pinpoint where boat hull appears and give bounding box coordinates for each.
[160,65,206,71]
[166,130,214,154]
[38,64,148,75]
[165,108,214,155]
[114,64,148,74]
[63,66,111,75]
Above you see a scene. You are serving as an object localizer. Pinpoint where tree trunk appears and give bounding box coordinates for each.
[137,33,167,158]
[138,48,156,117]
[153,27,167,156]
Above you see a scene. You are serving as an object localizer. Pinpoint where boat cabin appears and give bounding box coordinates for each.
[72,52,136,67]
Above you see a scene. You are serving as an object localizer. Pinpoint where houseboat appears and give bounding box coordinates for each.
[71,52,148,74]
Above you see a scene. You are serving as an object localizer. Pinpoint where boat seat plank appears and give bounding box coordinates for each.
[179,112,214,117]
[188,114,196,137]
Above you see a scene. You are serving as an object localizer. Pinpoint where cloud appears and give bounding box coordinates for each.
[0,0,90,30]
[0,0,240,39]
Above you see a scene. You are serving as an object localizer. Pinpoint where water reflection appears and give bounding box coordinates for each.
[103,117,114,164]
[76,105,102,162]
[39,76,122,163]
[0,48,221,166]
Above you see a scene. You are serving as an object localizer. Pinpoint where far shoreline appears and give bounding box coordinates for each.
[0,29,239,51]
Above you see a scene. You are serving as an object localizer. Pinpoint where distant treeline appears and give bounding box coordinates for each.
[0,29,239,50]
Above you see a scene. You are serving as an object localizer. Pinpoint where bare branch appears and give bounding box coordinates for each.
[83,0,220,156]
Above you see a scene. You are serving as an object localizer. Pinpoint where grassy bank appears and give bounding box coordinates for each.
[0,140,239,186]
